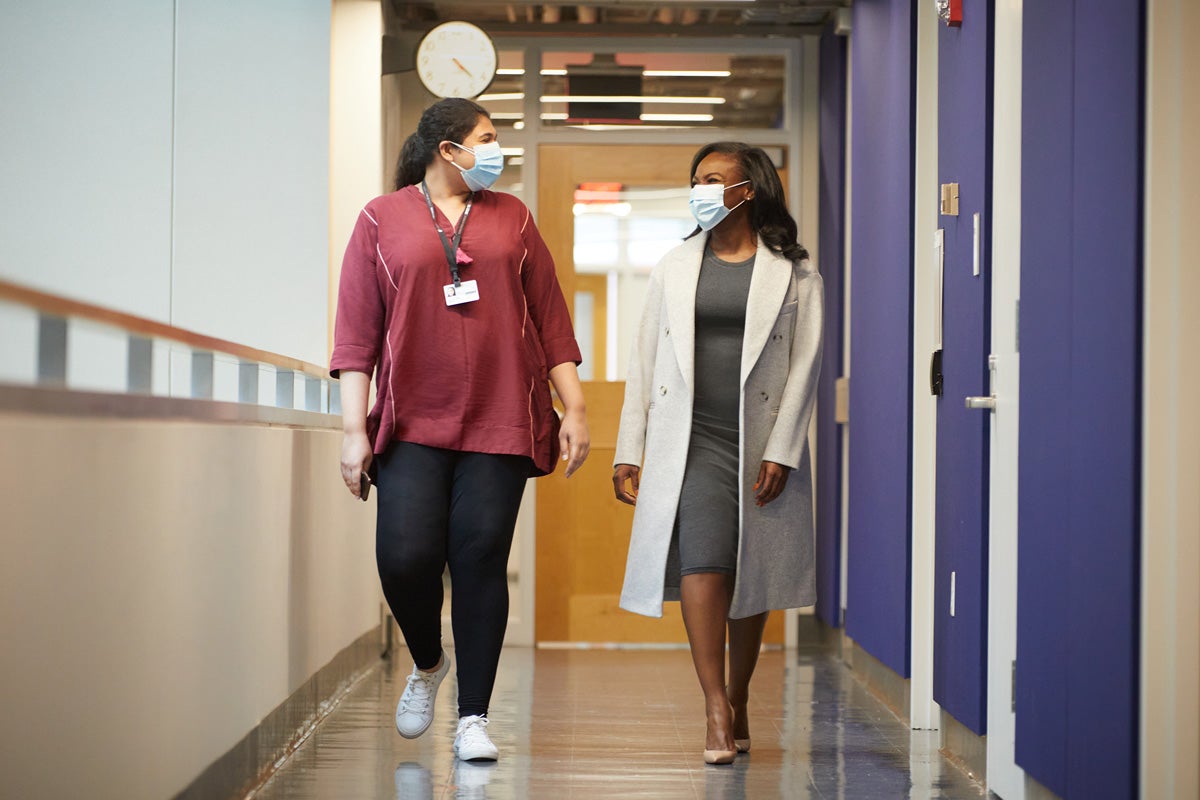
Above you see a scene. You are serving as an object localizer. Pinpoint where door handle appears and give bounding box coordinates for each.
[965,354,999,411]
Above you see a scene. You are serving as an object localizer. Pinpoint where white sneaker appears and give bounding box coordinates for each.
[394,651,450,739]
[453,715,499,762]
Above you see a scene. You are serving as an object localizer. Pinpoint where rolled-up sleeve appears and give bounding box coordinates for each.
[330,207,385,378]
[519,204,581,368]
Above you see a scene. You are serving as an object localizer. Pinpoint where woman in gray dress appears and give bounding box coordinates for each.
[613,142,823,765]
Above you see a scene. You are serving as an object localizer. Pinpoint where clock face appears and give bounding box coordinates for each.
[416,22,497,100]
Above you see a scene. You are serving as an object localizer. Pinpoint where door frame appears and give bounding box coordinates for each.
[499,35,818,646]
[986,0,1026,795]
[909,0,941,732]
[532,143,803,645]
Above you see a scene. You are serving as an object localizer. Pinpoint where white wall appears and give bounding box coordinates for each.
[0,3,175,321]
[0,1,331,366]
[172,0,330,364]
[329,0,383,355]
[0,413,379,800]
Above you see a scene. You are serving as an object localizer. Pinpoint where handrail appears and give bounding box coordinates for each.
[0,277,330,380]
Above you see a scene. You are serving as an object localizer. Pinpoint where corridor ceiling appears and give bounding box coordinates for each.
[389,0,849,37]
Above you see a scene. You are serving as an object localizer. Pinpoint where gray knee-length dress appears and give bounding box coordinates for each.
[676,245,756,576]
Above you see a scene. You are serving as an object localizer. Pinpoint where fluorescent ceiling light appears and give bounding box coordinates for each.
[500,69,731,78]
[489,112,524,120]
[494,69,567,76]
[643,70,731,78]
[478,92,525,101]
[566,123,694,131]
[540,95,724,105]
[573,202,632,217]
[640,113,714,122]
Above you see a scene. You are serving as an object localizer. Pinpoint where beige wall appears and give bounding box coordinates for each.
[0,411,378,800]
[1141,0,1200,797]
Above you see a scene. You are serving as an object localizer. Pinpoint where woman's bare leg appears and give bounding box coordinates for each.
[680,572,736,753]
[727,611,769,743]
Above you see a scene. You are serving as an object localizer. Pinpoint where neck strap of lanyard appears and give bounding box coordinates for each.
[421,181,473,287]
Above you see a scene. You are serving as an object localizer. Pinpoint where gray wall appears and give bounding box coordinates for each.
[0,1,331,365]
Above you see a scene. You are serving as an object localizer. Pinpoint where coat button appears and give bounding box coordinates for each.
[773,333,783,341]
[660,386,668,396]
[665,327,670,336]
[761,392,769,401]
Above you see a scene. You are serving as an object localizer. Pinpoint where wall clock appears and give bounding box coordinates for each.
[415,21,497,99]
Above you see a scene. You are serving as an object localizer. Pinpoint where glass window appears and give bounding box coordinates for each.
[485,50,526,130]
[573,185,695,380]
[530,51,786,131]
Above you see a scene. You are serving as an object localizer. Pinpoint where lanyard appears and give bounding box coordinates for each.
[421,181,473,287]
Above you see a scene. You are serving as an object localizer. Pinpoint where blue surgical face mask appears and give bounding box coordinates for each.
[451,141,504,191]
[689,180,750,231]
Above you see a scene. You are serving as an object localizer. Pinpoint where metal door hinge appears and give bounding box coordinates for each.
[1011,659,1017,712]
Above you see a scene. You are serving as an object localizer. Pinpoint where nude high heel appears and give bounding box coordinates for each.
[735,738,751,754]
[703,748,737,765]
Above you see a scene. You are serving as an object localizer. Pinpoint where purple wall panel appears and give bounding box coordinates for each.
[815,27,847,629]
[1018,0,1142,795]
[845,0,915,676]
[1062,3,1142,796]
[1015,1,1073,788]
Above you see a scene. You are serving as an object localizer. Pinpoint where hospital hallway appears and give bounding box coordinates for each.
[251,638,985,799]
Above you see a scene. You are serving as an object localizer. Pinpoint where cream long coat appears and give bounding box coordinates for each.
[614,233,824,619]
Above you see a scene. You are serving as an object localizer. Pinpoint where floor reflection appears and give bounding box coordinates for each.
[253,639,987,799]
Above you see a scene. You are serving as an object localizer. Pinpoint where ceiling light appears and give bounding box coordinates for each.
[478,92,525,102]
[573,202,632,217]
[493,69,568,76]
[643,70,732,78]
[639,113,714,122]
[540,95,725,105]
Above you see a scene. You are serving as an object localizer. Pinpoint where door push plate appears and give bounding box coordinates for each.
[835,377,850,424]
[940,182,960,216]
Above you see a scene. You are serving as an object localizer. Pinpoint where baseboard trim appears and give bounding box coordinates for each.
[841,632,912,723]
[1024,772,1064,800]
[173,626,384,800]
[940,707,987,785]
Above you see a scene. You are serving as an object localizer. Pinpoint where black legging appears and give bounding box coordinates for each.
[374,441,530,718]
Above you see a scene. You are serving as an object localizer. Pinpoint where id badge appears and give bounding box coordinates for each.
[444,279,480,306]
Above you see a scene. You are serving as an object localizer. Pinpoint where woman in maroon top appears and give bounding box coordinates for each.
[331,98,589,762]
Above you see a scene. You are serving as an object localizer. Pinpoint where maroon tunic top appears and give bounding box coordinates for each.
[330,186,581,476]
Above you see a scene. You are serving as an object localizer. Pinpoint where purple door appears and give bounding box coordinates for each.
[933,0,992,735]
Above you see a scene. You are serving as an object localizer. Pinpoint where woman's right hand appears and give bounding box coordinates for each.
[340,431,374,499]
[613,464,640,506]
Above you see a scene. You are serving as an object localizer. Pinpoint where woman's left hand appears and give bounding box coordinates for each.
[559,408,590,478]
[754,461,789,506]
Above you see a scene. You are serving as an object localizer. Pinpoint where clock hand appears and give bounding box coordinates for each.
[452,57,473,77]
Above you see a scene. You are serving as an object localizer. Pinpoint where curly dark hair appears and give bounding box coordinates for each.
[685,142,809,263]
[394,98,490,190]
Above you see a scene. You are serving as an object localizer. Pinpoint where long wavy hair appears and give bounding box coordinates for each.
[685,142,809,262]
[394,98,490,190]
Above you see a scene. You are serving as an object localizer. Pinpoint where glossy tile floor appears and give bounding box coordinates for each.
[253,641,987,799]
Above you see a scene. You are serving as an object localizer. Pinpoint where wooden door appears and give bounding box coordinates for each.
[535,144,787,645]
